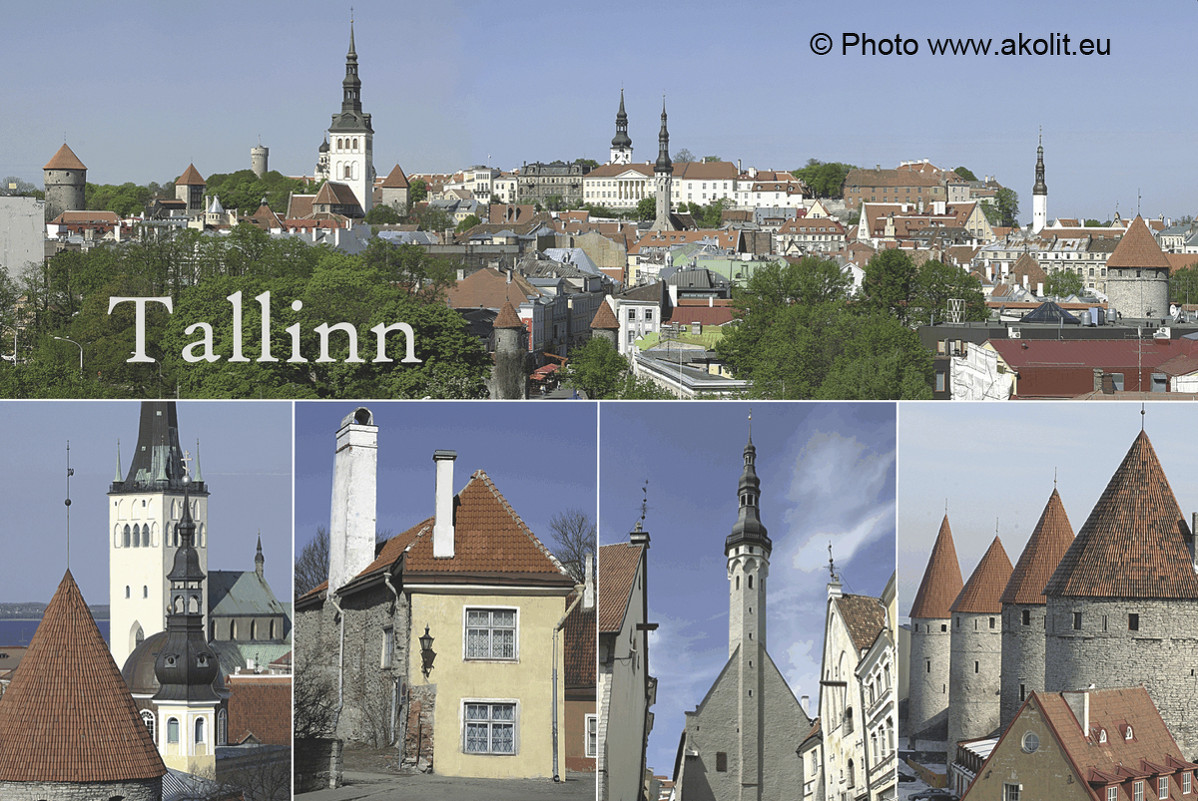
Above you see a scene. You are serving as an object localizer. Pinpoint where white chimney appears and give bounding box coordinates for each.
[433,450,457,558]
[1063,689,1090,734]
[800,695,810,715]
[583,552,595,610]
[328,407,378,594]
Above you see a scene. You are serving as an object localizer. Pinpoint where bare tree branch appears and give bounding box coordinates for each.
[547,509,596,584]
[294,526,329,598]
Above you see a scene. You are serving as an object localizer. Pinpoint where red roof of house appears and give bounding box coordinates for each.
[590,300,619,330]
[227,675,292,746]
[447,266,540,310]
[1000,488,1075,606]
[177,163,205,186]
[909,515,964,619]
[950,536,1012,614]
[1045,430,1198,599]
[1107,216,1170,270]
[563,604,596,690]
[314,181,361,206]
[0,571,166,782]
[667,306,734,327]
[44,143,86,171]
[835,594,886,652]
[598,542,644,634]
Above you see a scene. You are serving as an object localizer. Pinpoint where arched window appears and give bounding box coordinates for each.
[143,585,148,599]
[748,575,753,589]
[352,137,358,149]
[848,759,855,787]
[167,717,180,744]
[133,524,141,548]
[195,717,206,744]
[344,164,352,180]
[141,710,155,740]
[123,524,130,548]
[217,709,228,746]
[251,620,258,640]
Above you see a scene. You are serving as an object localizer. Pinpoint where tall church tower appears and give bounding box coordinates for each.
[725,422,772,801]
[152,484,220,778]
[326,20,374,213]
[651,98,674,232]
[109,402,209,669]
[610,89,633,165]
[1032,133,1047,233]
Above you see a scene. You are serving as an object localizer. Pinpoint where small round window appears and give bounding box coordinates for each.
[1022,732,1040,753]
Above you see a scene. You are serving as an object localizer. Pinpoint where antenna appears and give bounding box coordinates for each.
[65,441,74,569]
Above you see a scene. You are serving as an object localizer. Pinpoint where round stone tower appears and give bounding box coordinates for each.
[491,301,527,399]
[907,515,964,744]
[590,299,620,348]
[1104,215,1171,321]
[251,142,269,178]
[999,487,1074,728]
[1044,429,1198,759]
[947,535,1012,763]
[42,142,87,221]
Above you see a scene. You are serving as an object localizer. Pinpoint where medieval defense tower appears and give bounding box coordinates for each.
[42,143,86,221]
[907,515,963,743]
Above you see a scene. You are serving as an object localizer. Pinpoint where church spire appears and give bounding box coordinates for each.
[255,531,265,578]
[611,89,632,150]
[342,19,363,115]
[1032,129,1048,233]
[655,97,673,175]
[1033,131,1047,196]
[725,425,771,555]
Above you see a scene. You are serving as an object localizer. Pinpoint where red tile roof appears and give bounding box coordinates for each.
[835,594,886,652]
[227,674,292,746]
[446,266,540,310]
[590,301,619,330]
[1045,430,1198,599]
[0,571,166,782]
[951,536,1012,614]
[1001,488,1075,606]
[314,181,360,206]
[666,306,734,327]
[381,164,409,189]
[1107,216,1171,270]
[44,143,86,171]
[598,543,644,634]
[909,515,964,619]
[563,604,596,689]
[177,163,205,186]
[493,301,524,329]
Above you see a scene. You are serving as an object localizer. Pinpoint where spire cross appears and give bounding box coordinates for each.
[640,480,648,524]
[181,449,193,480]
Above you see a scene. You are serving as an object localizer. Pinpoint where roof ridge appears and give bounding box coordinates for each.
[473,469,571,577]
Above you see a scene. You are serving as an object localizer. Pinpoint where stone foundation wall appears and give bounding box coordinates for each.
[294,737,343,791]
[402,683,437,772]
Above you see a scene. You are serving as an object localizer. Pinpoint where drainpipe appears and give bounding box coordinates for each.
[384,571,403,746]
[329,590,346,730]
[552,583,586,782]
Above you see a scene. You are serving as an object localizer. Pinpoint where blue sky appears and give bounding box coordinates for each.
[0,401,292,607]
[293,402,599,565]
[3,1,1195,221]
[897,403,1198,624]
[599,401,897,778]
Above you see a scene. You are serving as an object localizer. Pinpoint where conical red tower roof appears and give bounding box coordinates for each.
[1107,216,1170,270]
[909,515,964,619]
[1045,430,1198,599]
[1001,488,1075,605]
[951,536,1013,614]
[591,300,619,331]
[494,301,524,329]
[44,143,86,170]
[177,163,206,186]
[0,571,166,782]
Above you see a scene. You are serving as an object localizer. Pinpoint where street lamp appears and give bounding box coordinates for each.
[419,625,436,678]
[53,336,83,374]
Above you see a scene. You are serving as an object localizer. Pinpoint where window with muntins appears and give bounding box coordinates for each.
[464,702,516,754]
[465,608,517,660]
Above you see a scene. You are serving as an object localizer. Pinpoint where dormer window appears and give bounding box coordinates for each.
[1098,728,1108,743]
[1125,725,1134,741]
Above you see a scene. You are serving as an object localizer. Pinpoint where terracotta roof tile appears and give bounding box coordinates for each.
[1044,430,1198,599]
[447,267,540,310]
[951,536,1012,614]
[909,515,964,619]
[314,181,360,206]
[177,163,205,186]
[493,301,524,329]
[835,594,886,652]
[44,143,86,171]
[381,164,409,189]
[0,571,166,782]
[1107,216,1171,270]
[590,300,619,330]
[1001,489,1075,606]
[227,675,292,745]
[598,543,643,634]
[563,604,596,689]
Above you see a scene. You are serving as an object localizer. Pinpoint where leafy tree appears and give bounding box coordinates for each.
[952,166,978,182]
[1084,219,1109,227]
[361,239,458,302]
[565,336,630,398]
[912,260,987,325]
[982,187,1020,228]
[1169,265,1198,306]
[1044,269,1085,298]
[672,148,696,164]
[576,159,599,171]
[2,176,42,198]
[861,250,919,325]
[791,159,857,198]
[544,195,566,212]
[547,510,596,584]
[86,182,154,217]
[685,198,727,229]
[203,170,307,213]
[364,204,401,224]
[636,197,656,221]
[456,214,482,233]
[408,179,428,204]
[702,155,721,163]
[409,204,451,233]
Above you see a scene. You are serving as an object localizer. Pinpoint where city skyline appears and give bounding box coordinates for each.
[3,1,1195,221]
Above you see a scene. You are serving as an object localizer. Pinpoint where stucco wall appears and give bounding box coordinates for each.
[958,701,1089,801]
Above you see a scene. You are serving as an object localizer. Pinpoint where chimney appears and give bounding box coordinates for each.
[328,407,378,594]
[583,552,595,610]
[433,450,457,558]
[1063,690,1090,734]
[800,695,810,715]
[1093,368,1103,394]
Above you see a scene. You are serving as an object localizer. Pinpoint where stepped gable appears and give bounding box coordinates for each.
[1000,488,1075,606]
[0,571,166,782]
[44,143,86,170]
[909,515,964,619]
[1107,215,1171,270]
[1045,430,1198,599]
[590,300,619,330]
[950,536,1013,614]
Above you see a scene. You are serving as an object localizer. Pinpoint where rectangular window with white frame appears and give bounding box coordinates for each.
[381,624,394,669]
[1161,777,1170,800]
[1004,784,1021,801]
[463,700,517,754]
[464,607,518,661]
[1184,772,1192,794]
[1109,786,1118,801]
[585,713,598,758]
